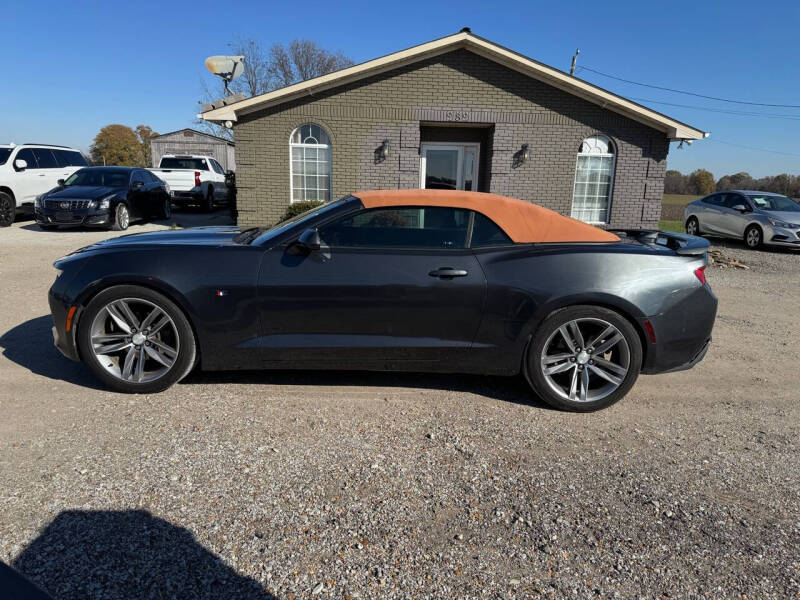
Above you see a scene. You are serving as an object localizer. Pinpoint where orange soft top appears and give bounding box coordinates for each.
[353,190,620,244]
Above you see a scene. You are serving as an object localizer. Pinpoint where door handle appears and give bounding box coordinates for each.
[429,267,468,279]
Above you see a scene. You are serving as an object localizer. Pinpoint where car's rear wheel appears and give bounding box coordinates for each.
[526,305,642,412]
[111,203,130,231]
[744,224,762,249]
[203,188,214,212]
[77,285,196,393]
[0,191,15,227]
[685,216,700,236]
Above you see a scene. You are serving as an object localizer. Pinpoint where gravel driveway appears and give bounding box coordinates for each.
[1,217,798,599]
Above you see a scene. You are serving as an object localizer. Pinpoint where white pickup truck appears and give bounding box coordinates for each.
[149,155,232,211]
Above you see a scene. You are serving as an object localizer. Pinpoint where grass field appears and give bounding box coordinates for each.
[662,194,700,206]
[658,219,684,233]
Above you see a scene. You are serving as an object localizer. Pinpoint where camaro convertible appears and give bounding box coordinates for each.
[49,190,717,411]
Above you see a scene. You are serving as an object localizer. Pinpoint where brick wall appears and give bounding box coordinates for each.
[234,49,668,228]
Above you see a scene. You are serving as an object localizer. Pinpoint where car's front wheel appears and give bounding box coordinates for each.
[744,224,762,249]
[77,285,197,393]
[158,197,172,220]
[525,305,642,412]
[111,203,130,231]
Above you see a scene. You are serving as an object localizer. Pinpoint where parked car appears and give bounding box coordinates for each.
[49,190,717,411]
[684,190,800,249]
[149,155,231,212]
[36,167,171,231]
[0,143,88,226]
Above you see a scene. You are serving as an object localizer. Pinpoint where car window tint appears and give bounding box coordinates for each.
[52,149,70,167]
[32,148,58,168]
[319,206,470,249]
[471,212,513,247]
[210,159,224,174]
[15,148,38,169]
[67,151,88,166]
[703,194,724,206]
[721,194,746,209]
[131,171,145,184]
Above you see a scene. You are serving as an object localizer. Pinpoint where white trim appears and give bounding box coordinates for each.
[289,124,332,203]
[419,142,480,191]
[570,135,616,225]
[199,31,707,141]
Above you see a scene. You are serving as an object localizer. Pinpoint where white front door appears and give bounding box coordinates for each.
[419,143,479,191]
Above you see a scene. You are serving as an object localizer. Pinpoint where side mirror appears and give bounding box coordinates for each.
[57,179,65,186]
[732,204,748,212]
[295,228,321,252]
[14,159,27,171]
[132,180,144,189]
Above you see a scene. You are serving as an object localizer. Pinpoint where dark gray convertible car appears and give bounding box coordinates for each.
[49,190,717,411]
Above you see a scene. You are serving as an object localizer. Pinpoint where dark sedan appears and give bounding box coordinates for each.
[48,190,717,411]
[36,167,171,231]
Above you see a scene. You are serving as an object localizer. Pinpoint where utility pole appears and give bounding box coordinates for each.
[570,49,580,76]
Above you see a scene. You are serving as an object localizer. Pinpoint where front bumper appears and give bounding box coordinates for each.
[36,206,112,227]
[49,273,82,361]
[764,223,800,247]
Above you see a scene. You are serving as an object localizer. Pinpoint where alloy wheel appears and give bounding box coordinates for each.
[0,195,12,226]
[539,318,630,403]
[118,205,130,229]
[746,227,760,248]
[686,219,698,235]
[90,298,180,383]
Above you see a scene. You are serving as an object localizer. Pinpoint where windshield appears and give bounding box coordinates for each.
[160,157,208,170]
[237,199,350,245]
[748,194,800,212]
[0,148,12,165]
[64,168,130,188]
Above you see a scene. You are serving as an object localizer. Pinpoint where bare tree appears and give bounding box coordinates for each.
[196,38,353,140]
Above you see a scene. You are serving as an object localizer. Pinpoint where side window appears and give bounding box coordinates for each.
[721,194,747,209]
[67,151,88,167]
[703,193,724,206]
[15,148,38,169]
[52,149,70,167]
[319,206,470,249]
[32,148,58,169]
[131,171,145,186]
[471,212,513,247]
[210,159,224,174]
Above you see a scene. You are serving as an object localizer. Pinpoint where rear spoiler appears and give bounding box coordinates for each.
[609,229,710,256]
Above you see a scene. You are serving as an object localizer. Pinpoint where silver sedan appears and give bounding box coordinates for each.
[684,190,800,249]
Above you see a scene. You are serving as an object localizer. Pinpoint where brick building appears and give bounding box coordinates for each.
[200,30,706,228]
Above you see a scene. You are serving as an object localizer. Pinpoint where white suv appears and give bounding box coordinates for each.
[0,143,89,226]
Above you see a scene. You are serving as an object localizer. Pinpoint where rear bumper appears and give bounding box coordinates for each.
[641,284,718,374]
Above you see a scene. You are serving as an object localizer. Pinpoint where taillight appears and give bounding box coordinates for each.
[694,266,707,285]
[194,171,201,187]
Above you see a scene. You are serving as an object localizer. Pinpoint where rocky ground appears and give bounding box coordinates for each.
[1,216,798,599]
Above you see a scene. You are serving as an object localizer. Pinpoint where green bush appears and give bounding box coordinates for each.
[280,200,323,222]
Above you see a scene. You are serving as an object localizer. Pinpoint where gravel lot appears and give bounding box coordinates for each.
[1,216,799,599]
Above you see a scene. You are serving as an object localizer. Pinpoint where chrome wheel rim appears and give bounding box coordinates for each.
[118,205,129,229]
[686,220,697,235]
[746,228,759,247]
[540,318,630,403]
[90,298,179,383]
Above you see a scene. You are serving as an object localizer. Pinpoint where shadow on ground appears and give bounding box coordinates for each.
[183,368,548,408]
[18,207,235,232]
[0,316,102,389]
[11,510,275,600]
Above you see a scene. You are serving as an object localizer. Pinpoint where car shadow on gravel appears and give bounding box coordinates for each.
[11,509,276,600]
[0,316,103,389]
[183,369,552,409]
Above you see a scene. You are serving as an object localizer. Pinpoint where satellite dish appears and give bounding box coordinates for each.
[205,55,245,93]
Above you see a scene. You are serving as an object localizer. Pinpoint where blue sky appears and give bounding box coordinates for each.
[3,0,799,178]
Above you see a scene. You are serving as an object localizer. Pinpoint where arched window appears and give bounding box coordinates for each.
[290,123,332,202]
[571,135,615,224]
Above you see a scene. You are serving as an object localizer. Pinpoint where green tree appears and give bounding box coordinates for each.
[689,169,715,195]
[90,124,158,166]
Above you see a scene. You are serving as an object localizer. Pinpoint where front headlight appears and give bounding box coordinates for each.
[93,196,112,210]
[35,195,42,208]
[768,218,798,229]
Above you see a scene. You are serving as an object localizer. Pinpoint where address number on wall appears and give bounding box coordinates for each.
[444,111,470,121]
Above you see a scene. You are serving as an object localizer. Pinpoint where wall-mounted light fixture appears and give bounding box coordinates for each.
[380,140,390,160]
[520,143,530,163]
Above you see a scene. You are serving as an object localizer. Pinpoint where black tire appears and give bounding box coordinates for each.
[38,223,58,231]
[0,191,15,227]
[77,285,197,394]
[111,203,130,231]
[744,224,762,249]
[158,197,172,220]
[525,305,643,412]
[202,188,214,212]
[685,216,701,236]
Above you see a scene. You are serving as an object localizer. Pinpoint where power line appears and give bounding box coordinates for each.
[706,138,800,158]
[627,96,800,121]
[576,65,800,108]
